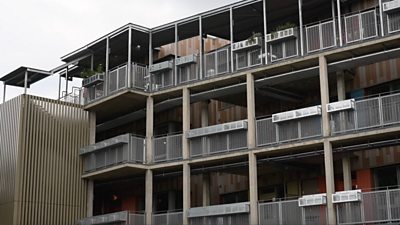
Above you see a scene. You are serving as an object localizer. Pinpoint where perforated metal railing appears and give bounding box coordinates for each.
[77,211,145,225]
[234,48,263,70]
[256,116,322,147]
[344,9,378,44]
[153,134,183,163]
[153,211,183,225]
[204,48,230,78]
[108,63,128,94]
[336,188,400,225]
[132,63,148,90]
[189,130,248,158]
[387,11,400,34]
[178,61,199,84]
[259,199,328,225]
[151,69,174,91]
[305,20,337,53]
[190,214,249,225]
[330,93,400,134]
[81,134,145,173]
[60,87,82,104]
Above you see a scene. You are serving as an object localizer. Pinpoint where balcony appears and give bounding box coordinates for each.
[259,188,400,225]
[82,62,148,105]
[153,211,183,225]
[188,120,248,158]
[329,92,400,134]
[188,202,250,225]
[256,106,322,147]
[153,133,183,163]
[77,211,145,225]
[80,134,145,174]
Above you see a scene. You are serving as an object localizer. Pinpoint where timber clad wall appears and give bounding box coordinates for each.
[0,95,90,225]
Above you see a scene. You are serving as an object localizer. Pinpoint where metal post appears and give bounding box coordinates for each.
[379,0,385,36]
[332,0,337,47]
[174,23,178,86]
[147,32,153,91]
[263,0,268,64]
[128,27,132,88]
[2,82,6,103]
[336,0,343,46]
[199,16,203,79]
[65,67,69,97]
[105,37,110,95]
[58,74,61,99]
[90,54,94,70]
[298,0,304,56]
[230,7,234,73]
[24,71,28,95]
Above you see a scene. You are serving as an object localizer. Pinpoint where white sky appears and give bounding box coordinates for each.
[0,0,239,102]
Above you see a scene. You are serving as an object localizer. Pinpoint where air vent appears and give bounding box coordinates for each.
[232,37,262,52]
[383,0,400,12]
[79,134,130,155]
[298,194,327,207]
[266,27,297,43]
[82,73,105,88]
[188,202,250,218]
[186,120,247,139]
[272,106,321,123]
[149,61,174,73]
[176,54,197,66]
[327,99,355,113]
[332,190,362,203]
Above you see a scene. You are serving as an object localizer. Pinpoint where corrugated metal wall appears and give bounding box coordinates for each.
[0,96,23,225]
[0,95,90,225]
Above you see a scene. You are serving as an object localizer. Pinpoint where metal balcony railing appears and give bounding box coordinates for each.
[153,211,183,225]
[77,211,145,225]
[204,48,230,78]
[80,134,145,173]
[153,133,183,163]
[305,19,337,53]
[189,202,250,225]
[256,115,322,147]
[330,92,400,134]
[344,9,378,44]
[189,129,247,158]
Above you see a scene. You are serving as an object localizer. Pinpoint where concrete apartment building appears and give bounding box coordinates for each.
[1,0,400,224]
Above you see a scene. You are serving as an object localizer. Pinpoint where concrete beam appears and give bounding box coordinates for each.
[248,152,259,225]
[247,73,256,149]
[146,96,154,163]
[145,169,153,225]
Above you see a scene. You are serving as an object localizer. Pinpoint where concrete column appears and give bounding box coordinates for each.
[182,88,190,159]
[248,152,259,225]
[87,111,96,217]
[145,169,153,225]
[319,56,337,225]
[183,163,191,225]
[337,72,352,190]
[146,96,154,163]
[247,73,256,149]
[202,173,210,206]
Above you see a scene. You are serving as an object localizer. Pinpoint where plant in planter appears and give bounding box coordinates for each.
[271,22,296,38]
[247,32,263,44]
[80,64,104,79]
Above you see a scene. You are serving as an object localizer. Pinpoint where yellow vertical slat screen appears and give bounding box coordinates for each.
[0,95,90,225]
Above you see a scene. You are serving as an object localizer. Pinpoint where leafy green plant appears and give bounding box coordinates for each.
[80,64,104,79]
[247,32,263,44]
[271,22,296,37]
